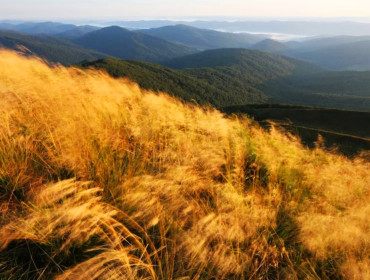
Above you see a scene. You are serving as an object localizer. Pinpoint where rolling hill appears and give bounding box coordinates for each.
[74,26,197,63]
[0,30,106,65]
[137,24,264,50]
[163,48,370,110]
[77,49,370,111]
[78,57,239,106]
[81,49,315,107]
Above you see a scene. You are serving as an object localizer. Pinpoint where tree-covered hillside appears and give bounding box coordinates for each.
[163,49,370,110]
[78,49,370,111]
[222,104,370,155]
[79,58,268,106]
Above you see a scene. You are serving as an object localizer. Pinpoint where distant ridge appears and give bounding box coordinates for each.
[55,25,100,39]
[287,40,370,70]
[251,39,291,53]
[3,21,76,35]
[74,26,197,63]
[138,24,264,50]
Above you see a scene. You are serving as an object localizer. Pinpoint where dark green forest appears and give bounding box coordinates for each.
[222,104,370,156]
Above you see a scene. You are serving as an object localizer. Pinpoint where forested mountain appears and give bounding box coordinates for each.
[286,35,370,52]
[78,58,265,106]
[55,25,100,39]
[222,104,370,156]
[79,49,370,111]
[0,22,77,35]
[162,49,370,110]
[137,24,263,50]
[163,48,309,70]
[0,30,106,65]
[286,40,370,70]
[0,22,16,31]
[74,26,197,63]
[1,25,369,110]
[251,39,291,53]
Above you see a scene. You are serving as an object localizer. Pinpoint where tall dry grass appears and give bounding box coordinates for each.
[0,49,369,279]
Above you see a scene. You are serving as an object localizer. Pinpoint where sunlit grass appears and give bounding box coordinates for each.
[0,49,369,279]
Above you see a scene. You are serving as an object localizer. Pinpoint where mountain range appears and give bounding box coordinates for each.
[79,49,370,111]
[103,20,370,36]
[74,26,196,63]
[3,21,370,70]
[137,24,264,50]
[0,21,370,111]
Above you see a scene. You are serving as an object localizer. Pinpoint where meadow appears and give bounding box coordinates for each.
[0,50,369,279]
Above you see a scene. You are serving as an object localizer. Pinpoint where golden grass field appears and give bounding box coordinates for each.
[0,49,369,279]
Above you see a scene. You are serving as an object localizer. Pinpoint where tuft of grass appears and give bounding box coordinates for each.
[0,50,369,279]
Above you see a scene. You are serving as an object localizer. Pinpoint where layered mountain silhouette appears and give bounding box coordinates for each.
[74,26,197,62]
[138,24,264,50]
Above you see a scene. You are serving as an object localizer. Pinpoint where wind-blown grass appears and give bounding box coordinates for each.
[0,50,369,279]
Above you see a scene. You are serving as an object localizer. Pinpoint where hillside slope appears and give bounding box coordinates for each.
[79,57,268,105]
[163,49,370,110]
[75,26,197,63]
[0,50,369,280]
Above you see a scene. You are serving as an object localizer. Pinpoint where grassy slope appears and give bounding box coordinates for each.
[0,50,369,280]
[79,56,370,155]
[0,30,106,65]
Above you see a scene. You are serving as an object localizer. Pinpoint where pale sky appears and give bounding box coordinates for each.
[1,0,370,20]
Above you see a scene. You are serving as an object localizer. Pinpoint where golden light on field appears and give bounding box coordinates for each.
[0,50,369,279]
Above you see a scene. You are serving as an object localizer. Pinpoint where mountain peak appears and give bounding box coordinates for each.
[74,25,196,63]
